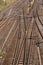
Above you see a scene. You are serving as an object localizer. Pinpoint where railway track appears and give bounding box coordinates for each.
[0,0,34,51]
[0,0,30,50]
[0,0,28,23]
[0,1,34,64]
[0,16,19,64]
[0,17,17,49]
[0,0,43,65]
[36,3,43,26]
[0,0,29,29]
[0,0,34,28]
[0,0,31,50]
[0,0,21,21]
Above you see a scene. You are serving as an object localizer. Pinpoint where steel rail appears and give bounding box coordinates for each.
[36,8,43,26]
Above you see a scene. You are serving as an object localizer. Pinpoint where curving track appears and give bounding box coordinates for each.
[0,0,43,65]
